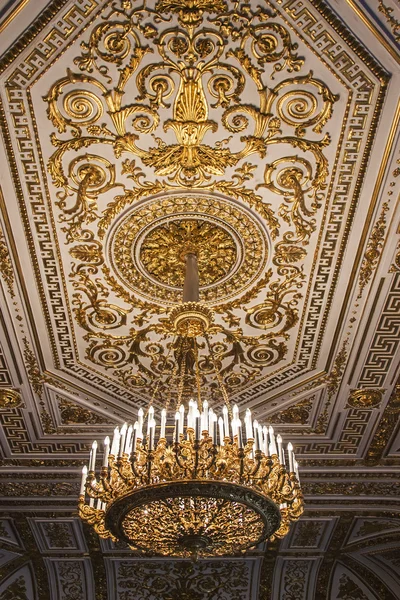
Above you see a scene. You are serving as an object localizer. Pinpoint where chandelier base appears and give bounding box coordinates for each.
[103,479,281,557]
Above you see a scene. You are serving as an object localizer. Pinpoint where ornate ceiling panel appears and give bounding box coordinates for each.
[0,0,399,596]
[0,0,397,412]
[0,0,397,457]
[0,0,398,425]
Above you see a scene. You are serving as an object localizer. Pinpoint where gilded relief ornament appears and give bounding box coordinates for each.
[139,219,237,288]
[43,0,337,398]
[108,194,268,306]
[0,389,22,409]
[347,389,384,409]
[358,203,389,299]
[58,398,110,425]
[0,225,15,298]
[378,0,400,43]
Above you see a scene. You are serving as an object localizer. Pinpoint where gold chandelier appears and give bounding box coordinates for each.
[78,254,304,558]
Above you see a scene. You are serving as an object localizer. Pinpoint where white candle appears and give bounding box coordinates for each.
[110,426,120,456]
[245,409,252,439]
[119,423,127,457]
[246,413,253,441]
[179,405,184,435]
[147,407,154,436]
[263,426,269,455]
[253,424,259,451]
[102,436,110,468]
[175,412,180,443]
[138,408,144,438]
[101,502,107,511]
[208,408,214,436]
[132,422,138,453]
[277,434,283,463]
[233,404,239,419]
[89,497,94,508]
[287,442,294,472]
[269,426,277,455]
[231,417,238,438]
[223,405,229,438]
[257,423,263,451]
[149,418,155,450]
[195,415,201,441]
[80,465,88,496]
[96,499,102,510]
[160,409,166,439]
[294,459,300,482]
[202,400,208,432]
[212,414,217,444]
[188,399,194,429]
[237,420,243,448]
[89,441,97,471]
[218,417,225,446]
[124,425,133,454]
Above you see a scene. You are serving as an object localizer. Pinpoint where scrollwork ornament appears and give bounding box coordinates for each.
[0,225,15,297]
[41,0,339,399]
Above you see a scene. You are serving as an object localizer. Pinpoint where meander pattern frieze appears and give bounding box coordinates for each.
[358,272,400,387]
[0,342,13,387]
[0,0,388,412]
[0,407,91,455]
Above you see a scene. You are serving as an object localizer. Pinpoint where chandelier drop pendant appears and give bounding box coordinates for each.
[78,254,304,558]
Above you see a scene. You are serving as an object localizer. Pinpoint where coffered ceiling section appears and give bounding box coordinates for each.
[0,0,399,434]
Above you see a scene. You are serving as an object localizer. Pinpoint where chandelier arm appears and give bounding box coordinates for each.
[130,452,141,479]
[146,333,176,418]
[147,450,154,483]
[176,337,189,410]
[85,475,104,501]
[193,439,200,479]
[115,456,133,485]
[203,441,218,473]
[164,335,181,416]
[204,333,232,418]
[193,337,203,410]
[173,442,189,476]
[238,447,245,484]
[100,467,111,492]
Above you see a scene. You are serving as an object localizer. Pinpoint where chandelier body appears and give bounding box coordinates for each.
[79,255,304,557]
[79,402,303,557]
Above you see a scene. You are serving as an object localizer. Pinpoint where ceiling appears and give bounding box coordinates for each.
[0,0,399,598]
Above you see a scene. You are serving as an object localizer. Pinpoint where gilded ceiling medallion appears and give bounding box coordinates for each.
[108,194,269,306]
[347,389,384,409]
[0,388,22,409]
[139,219,237,288]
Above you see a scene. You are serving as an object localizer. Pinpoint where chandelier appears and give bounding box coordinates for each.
[78,253,304,558]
